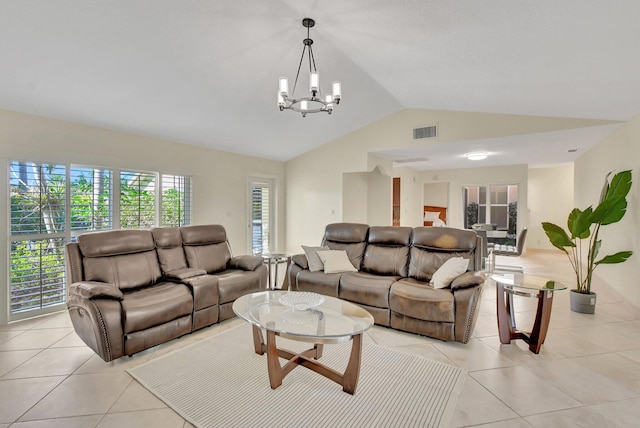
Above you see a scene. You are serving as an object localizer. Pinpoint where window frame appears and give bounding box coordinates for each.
[8,160,193,321]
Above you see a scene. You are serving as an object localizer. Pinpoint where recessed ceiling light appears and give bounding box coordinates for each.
[465,152,489,161]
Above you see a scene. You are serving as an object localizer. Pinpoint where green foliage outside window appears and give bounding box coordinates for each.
[9,162,190,315]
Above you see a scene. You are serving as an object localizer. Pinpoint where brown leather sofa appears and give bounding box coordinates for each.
[65,224,267,361]
[287,223,484,343]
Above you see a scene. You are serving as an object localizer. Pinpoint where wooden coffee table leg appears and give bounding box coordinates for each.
[266,328,284,389]
[496,282,513,344]
[528,290,554,354]
[342,333,363,394]
[252,325,265,355]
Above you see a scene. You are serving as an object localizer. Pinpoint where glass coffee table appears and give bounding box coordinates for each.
[491,273,566,354]
[232,291,374,394]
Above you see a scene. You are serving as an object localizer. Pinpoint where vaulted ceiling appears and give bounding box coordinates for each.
[2,1,639,169]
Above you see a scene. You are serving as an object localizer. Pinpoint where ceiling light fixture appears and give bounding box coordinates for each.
[465,152,489,161]
[277,18,341,117]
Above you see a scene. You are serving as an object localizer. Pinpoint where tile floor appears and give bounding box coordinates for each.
[1,250,639,427]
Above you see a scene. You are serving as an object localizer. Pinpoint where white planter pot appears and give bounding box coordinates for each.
[570,289,596,314]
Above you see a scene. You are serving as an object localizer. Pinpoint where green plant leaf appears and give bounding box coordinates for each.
[542,222,574,250]
[595,251,633,265]
[605,170,632,200]
[592,239,601,260]
[592,196,628,225]
[568,207,592,239]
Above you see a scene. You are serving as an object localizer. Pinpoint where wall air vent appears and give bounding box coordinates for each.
[413,125,438,140]
[394,157,428,164]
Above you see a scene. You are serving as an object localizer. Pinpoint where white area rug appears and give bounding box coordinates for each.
[128,324,465,428]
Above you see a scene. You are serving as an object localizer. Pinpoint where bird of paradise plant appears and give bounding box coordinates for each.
[542,170,633,294]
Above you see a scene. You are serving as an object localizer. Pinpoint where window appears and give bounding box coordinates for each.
[120,170,156,228]
[464,184,518,243]
[70,167,112,234]
[161,174,192,226]
[10,162,67,315]
[8,160,192,319]
[249,179,273,255]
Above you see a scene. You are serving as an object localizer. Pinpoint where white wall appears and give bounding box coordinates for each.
[424,182,449,208]
[0,109,286,324]
[286,108,607,253]
[574,114,640,308]
[342,172,369,224]
[528,164,574,250]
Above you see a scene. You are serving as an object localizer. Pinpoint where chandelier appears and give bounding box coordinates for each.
[277,18,341,117]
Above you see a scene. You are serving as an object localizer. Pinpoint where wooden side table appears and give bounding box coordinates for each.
[492,274,566,354]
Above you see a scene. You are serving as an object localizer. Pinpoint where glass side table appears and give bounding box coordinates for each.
[491,273,567,354]
[260,253,291,290]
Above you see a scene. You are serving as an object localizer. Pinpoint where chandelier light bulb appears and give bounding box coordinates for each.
[332,81,342,103]
[309,72,319,95]
[278,77,289,97]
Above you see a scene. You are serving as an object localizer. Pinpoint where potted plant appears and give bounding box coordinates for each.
[541,170,633,313]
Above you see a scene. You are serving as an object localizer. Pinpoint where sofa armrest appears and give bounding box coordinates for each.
[164,267,207,280]
[290,253,309,270]
[68,281,124,300]
[229,255,263,271]
[450,271,485,291]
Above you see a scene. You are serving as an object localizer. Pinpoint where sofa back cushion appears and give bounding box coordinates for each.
[151,227,187,274]
[408,227,478,282]
[181,224,231,273]
[321,223,369,270]
[362,226,411,276]
[78,229,162,290]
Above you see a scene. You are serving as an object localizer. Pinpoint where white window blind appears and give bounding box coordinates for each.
[70,166,112,232]
[9,162,67,315]
[120,170,156,228]
[251,182,271,254]
[161,174,192,226]
[8,161,193,319]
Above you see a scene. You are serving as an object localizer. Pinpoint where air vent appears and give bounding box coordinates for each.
[394,157,428,164]
[413,125,438,140]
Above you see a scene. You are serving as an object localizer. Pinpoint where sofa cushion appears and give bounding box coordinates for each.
[322,223,369,270]
[78,229,155,257]
[181,224,227,245]
[151,227,188,273]
[302,245,330,272]
[339,272,397,309]
[361,226,411,276]
[121,282,193,333]
[317,250,357,273]
[431,257,469,289]
[184,243,231,274]
[389,279,455,323]
[295,270,341,297]
[362,246,410,276]
[83,250,162,291]
[213,269,261,304]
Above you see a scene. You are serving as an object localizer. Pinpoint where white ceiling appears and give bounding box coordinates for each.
[1,1,639,168]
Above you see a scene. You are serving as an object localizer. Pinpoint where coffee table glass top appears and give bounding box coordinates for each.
[491,273,567,291]
[233,291,374,342]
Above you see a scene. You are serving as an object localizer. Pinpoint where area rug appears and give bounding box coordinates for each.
[128,323,465,428]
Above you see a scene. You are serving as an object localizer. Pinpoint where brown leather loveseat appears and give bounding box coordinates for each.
[65,224,267,361]
[287,223,484,343]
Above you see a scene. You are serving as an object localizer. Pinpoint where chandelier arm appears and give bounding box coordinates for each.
[292,44,307,97]
[309,45,318,73]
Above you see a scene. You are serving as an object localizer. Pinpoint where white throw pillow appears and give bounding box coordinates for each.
[431,257,469,289]
[301,245,330,272]
[317,250,357,274]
